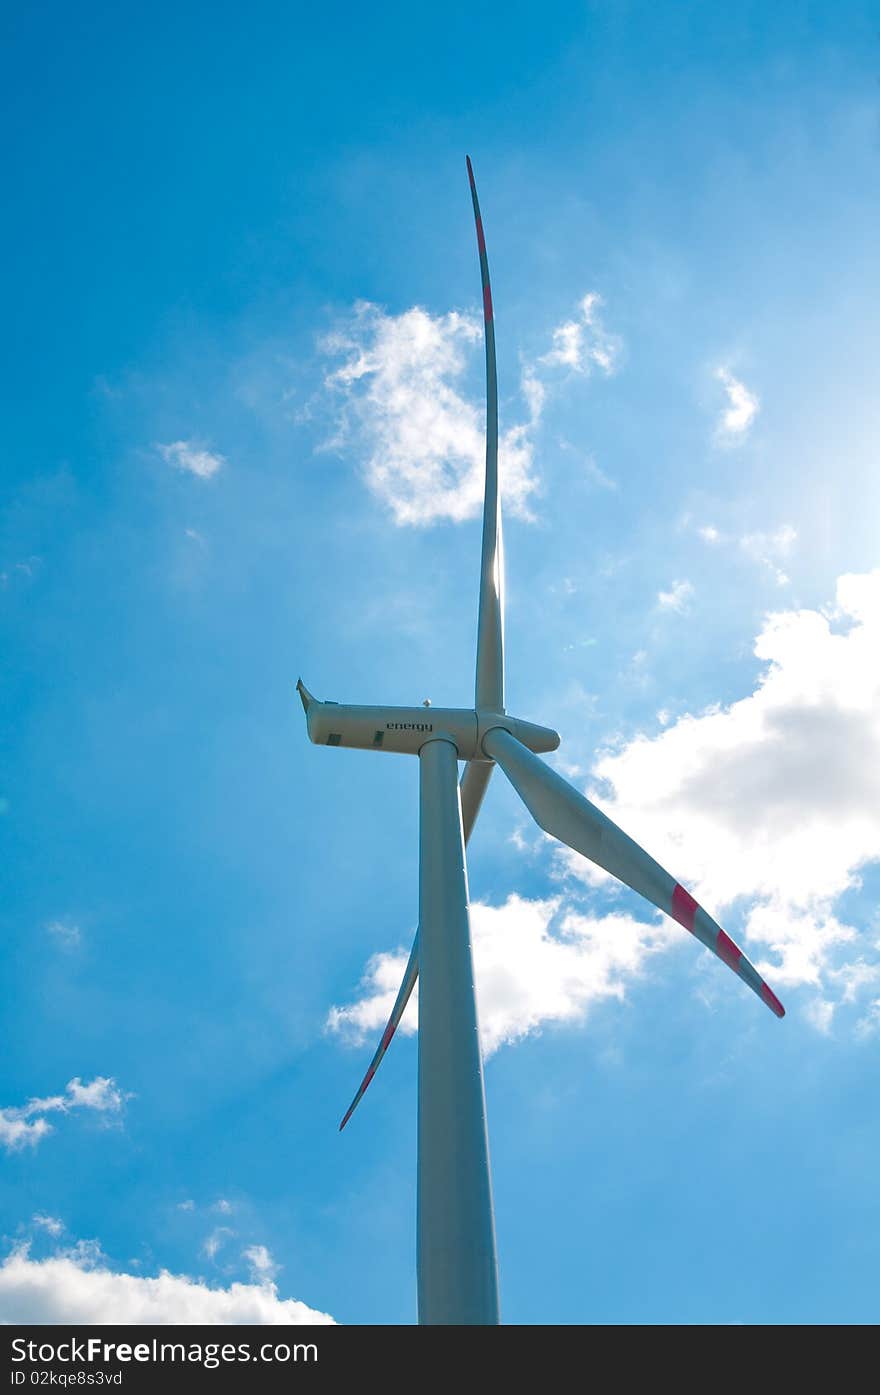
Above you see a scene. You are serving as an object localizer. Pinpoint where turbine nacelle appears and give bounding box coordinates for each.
[297,678,559,759]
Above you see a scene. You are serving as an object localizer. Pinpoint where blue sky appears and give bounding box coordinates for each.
[2,0,880,1324]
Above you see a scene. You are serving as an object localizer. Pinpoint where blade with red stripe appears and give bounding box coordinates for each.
[483,727,784,1018]
[339,936,419,1131]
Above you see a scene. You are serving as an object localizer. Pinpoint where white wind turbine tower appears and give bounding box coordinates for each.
[298,157,785,1326]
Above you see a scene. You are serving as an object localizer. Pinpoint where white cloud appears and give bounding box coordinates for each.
[714,367,759,442]
[740,524,797,586]
[657,579,694,613]
[0,1115,52,1152]
[202,1228,233,1261]
[158,441,224,480]
[32,1215,64,1237]
[61,1239,106,1268]
[692,519,795,582]
[213,1198,233,1214]
[558,439,617,491]
[320,291,622,527]
[0,1076,127,1153]
[177,1200,195,1212]
[46,918,81,948]
[804,998,835,1034]
[520,365,546,420]
[0,1245,334,1325]
[540,294,621,375]
[243,1245,279,1283]
[567,570,880,1014]
[321,303,537,526]
[856,998,880,1038]
[328,896,676,1057]
[472,897,676,1054]
[64,1077,125,1112]
[0,556,42,589]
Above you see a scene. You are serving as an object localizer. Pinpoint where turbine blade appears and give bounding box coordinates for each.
[467,156,504,713]
[483,727,785,1018]
[460,756,493,839]
[339,760,494,1130]
[339,935,419,1131]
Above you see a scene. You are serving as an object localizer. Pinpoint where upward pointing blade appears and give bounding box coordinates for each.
[483,727,785,1018]
[339,760,494,1130]
[468,156,504,714]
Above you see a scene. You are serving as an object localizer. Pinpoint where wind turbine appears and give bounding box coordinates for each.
[298,156,785,1326]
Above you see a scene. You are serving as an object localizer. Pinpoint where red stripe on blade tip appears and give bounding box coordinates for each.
[483,284,493,322]
[716,929,742,971]
[671,883,698,934]
[760,982,786,1018]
